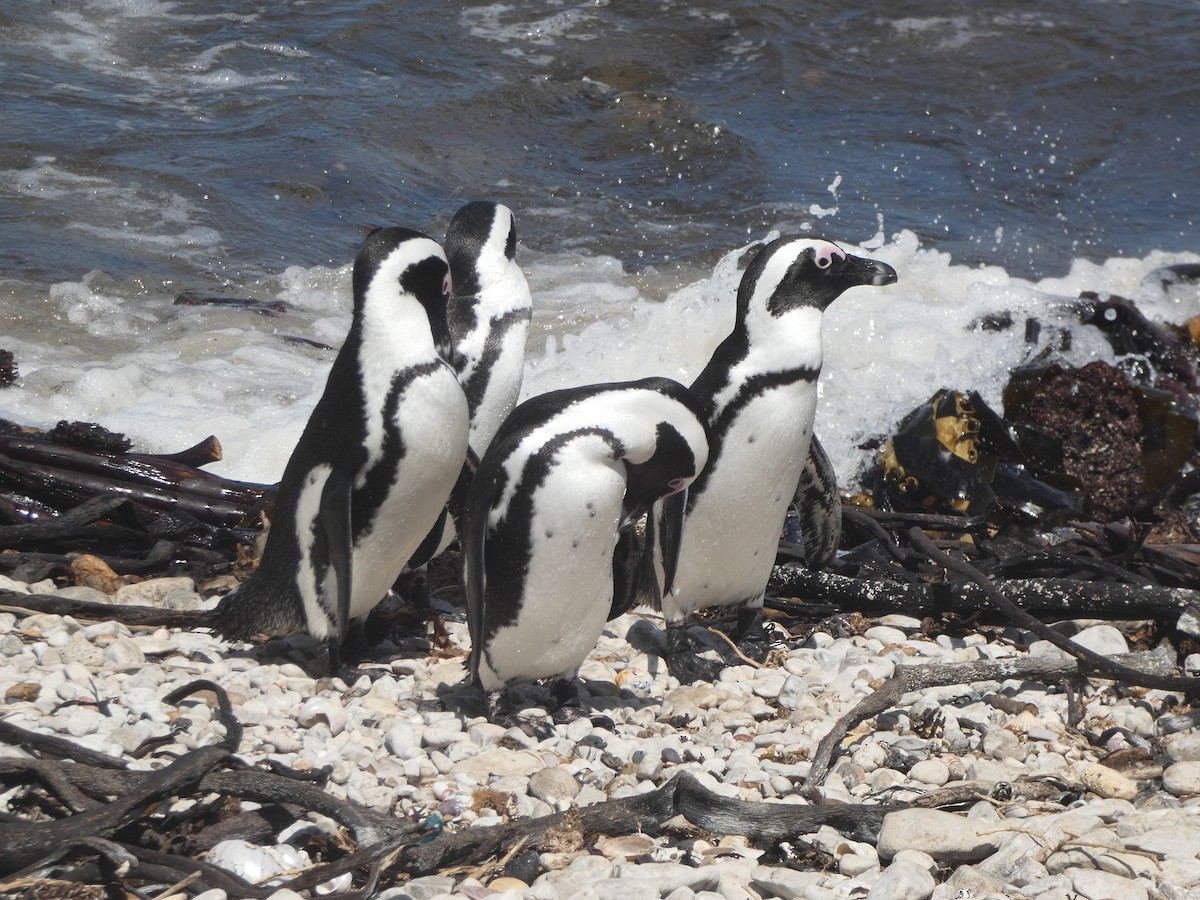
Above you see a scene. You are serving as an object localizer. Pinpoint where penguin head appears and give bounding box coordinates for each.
[737,237,898,321]
[354,226,454,356]
[444,200,518,299]
[620,378,711,511]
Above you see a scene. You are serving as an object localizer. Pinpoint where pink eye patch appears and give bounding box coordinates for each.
[814,244,845,269]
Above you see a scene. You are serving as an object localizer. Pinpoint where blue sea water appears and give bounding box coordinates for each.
[1,0,1198,485]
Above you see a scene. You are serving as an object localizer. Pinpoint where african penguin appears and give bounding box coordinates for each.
[654,237,897,683]
[464,377,709,704]
[446,200,534,454]
[214,227,469,672]
[400,201,533,584]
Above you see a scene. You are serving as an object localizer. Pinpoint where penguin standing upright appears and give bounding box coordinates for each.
[446,200,533,454]
[656,237,897,682]
[214,227,469,671]
[400,201,533,583]
[465,377,709,704]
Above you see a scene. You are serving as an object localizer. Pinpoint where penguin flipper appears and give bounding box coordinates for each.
[462,493,489,686]
[407,506,449,573]
[610,523,645,620]
[793,434,842,569]
[319,466,355,642]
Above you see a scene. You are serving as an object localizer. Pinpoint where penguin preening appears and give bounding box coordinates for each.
[400,201,533,587]
[214,227,469,672]
[654,236,897,683]
[465,377,710,706]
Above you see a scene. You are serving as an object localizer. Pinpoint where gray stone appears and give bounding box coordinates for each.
[593,880,659,900]
[1162,760,1200,797]
[864,625,908,645]
[749,866,827,899]
[376,875,457,900]
[1164,731,1200,763]
[1122,825,1200,858]
[1069,624,1130,656]
[865,859,935,899]
[877,809,1008,862]
[1068,866,1149,900]
[529,766,580,803]
[982,726,1026,761]
[907,758,949,786]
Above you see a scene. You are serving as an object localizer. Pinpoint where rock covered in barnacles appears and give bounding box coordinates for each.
[875,390,999,515]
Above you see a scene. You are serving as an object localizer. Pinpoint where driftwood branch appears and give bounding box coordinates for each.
[801,644,1179,793]
[281,770,903,894]
[769,565,1200,620]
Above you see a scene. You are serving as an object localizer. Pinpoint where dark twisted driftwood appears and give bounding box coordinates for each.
[770,565,1200,619]
[0,745,232,875]
[278,770,901,896]
[0,588,216,629]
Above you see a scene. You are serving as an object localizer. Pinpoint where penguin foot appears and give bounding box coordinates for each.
[664,620,725,684]
[549,679,589,725]
[730,607,775,664]
[666,650,725,685]
[332,664,394,685]
[485,691,555,740]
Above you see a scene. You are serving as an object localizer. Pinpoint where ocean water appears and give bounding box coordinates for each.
[1,0,1198,489]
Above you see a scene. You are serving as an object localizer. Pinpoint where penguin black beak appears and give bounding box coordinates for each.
[659,489,687,597]
[844,254,898,288]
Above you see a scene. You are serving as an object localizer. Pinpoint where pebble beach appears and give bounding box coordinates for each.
[2,568,1198,900]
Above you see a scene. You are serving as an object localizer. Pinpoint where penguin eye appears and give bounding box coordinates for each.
[442,273,453,298]
[813,245,845,270]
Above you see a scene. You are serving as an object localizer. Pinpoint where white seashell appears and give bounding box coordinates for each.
[296,696,348,735]
[206,839,308,885]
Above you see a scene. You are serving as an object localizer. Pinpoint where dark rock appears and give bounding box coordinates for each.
[1005,361,1143,519]
[0,350,15,387]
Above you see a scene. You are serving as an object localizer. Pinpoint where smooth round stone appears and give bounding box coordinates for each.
[864,625,908,646]
[877,809,1008,862]
[1164,731,1200,763]
[529,766,580,803]
[752,670,787,699]
[1069,624,1130,656]
[1161,761,1200,797]
[864,858,935,899]
[103,636,146,666]
[1068,866,1148,900]
[296,697,347,735]
[982,727,1027,761]
[1081,763,1138,801]
[839,852,878,877]
[113,577,196,607]
[908,758,950,787]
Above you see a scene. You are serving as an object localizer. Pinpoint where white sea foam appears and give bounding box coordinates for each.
[2,232,1197,491]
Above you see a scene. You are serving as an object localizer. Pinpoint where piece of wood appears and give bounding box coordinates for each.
[770,565,1200,619]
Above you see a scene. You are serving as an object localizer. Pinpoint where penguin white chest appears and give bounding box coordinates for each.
[350,363,469,619]
[668,380,817,616]
[480,448,626,688]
